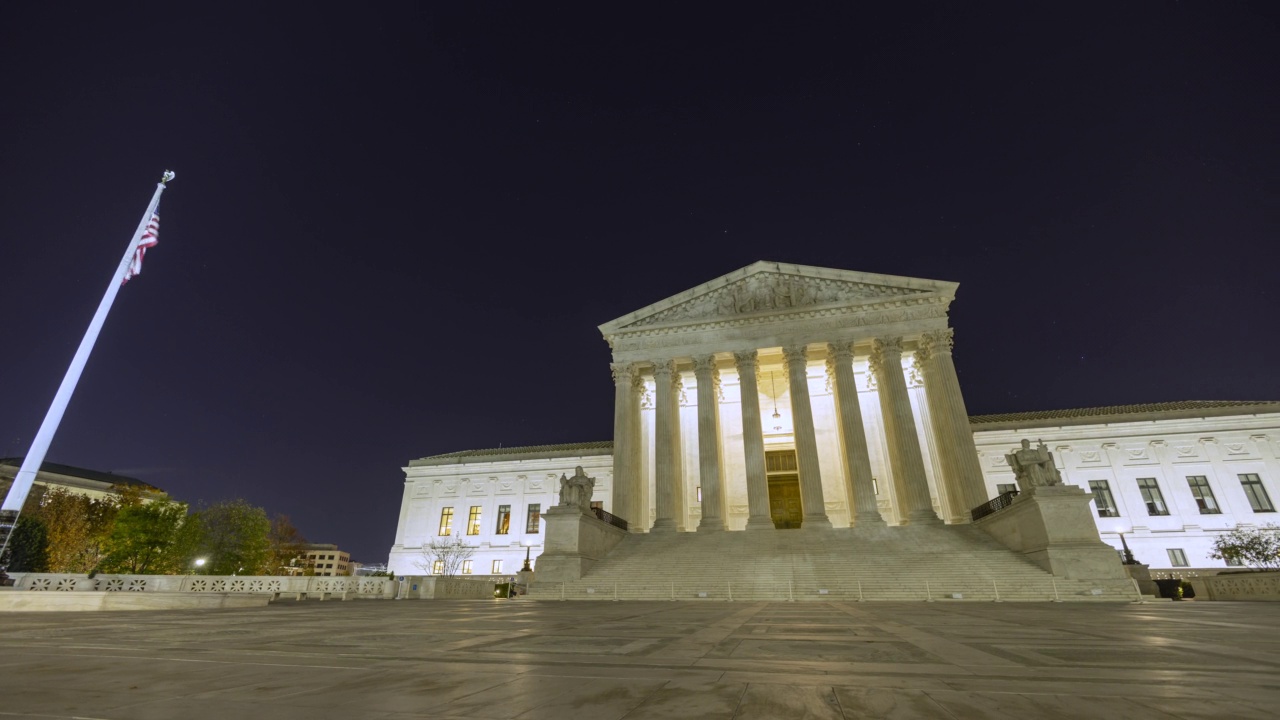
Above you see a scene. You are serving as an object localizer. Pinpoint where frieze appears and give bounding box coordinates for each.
[608,298,950,352]
[624,272,930,328]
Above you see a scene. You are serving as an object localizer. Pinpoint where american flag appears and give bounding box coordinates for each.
[122,212,159,284]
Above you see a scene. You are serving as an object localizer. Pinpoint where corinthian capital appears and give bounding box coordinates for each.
[691,354,718,376]
[610,362,638,385]
[733,349,759,373]
[651,359,676,381]
[868,337,903,380]
[782,345,809,375]
[919,328,955,358]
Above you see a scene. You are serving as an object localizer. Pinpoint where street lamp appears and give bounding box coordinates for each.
[521,544,532,572]
[1117,532,1138,565]
[192,557,207,574]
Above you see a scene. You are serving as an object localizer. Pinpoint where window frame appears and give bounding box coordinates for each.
[526,503,541,533]
[466,506,482,536]
[438,507,454,536]
[1240,474,1275,513]
[461,559,473,575]
[495,505,511,535]
[1186,476,1221,515]
[1168,548,1189,567]
[1088,480,1119,517]
[491,559,503,574]
[1136,478,1170,516]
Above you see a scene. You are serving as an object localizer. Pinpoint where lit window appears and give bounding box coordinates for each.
[438,507,454,535]
[526,504,541,533]
[872,478,879,495]
[697,486,702,503]
[1240,474,1275,512]
[997,483,1017,496]
[467,506,482,535]
[1186,476,1221,514]
[1225,555,1243,567]
[462,560,473,575]
[1088,480,1119,517]
[432,560,443,574]
[1168,548,1189,567]
[495,505,511,535]
[492,559,503,574]
[1137,478,1169,516]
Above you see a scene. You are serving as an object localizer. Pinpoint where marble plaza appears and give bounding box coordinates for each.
[389,262,1280,584]
[0,600,1277,719]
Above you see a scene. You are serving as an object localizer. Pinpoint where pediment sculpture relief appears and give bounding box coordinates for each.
[627,273,925,328]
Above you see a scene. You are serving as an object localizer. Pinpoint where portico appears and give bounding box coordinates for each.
[601,261,989,531]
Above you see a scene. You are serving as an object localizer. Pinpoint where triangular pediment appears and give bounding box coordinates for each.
[600,261,956,335]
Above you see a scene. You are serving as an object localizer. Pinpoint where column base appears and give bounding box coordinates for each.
[851,512,887,527]
[744,516,775,531]
[696,519,725,532]
[649,519,679,533]
[802,514,833,529]
[905,509,944,525]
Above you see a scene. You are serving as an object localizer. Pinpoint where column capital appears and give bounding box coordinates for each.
[826,341,856,363]
[918,328,955,362]
[781,344,809,368]
[610,362,639,385]
[733,349,760,370]
[868,336,904,379]
[691,354,718,374]
[651,359,676,380]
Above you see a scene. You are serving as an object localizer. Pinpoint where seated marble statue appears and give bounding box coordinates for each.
[557,466,596,514]
[1005,439,1064,492]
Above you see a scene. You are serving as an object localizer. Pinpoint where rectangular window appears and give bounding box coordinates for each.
[438,507,454,535]
[1137,478,1169,516]
[492,559,503,574]
[1240,474,1275,512]
[495,505,511,535]
[432,560,444,574]
[1225,555,1243,567]
[526,504,541,533]
[467,506,482,535]
[1168,548,1189,567]
[462,560,473,575]
[1186,476,1221,514]
[872,478,879,495]
[1088,480,1119,517]
[997,483,1017,496]
[590,501,603,511]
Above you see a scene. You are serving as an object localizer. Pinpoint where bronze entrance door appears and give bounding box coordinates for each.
[768,475,804,529]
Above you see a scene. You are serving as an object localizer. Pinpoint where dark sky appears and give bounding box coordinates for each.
[1,3,1276,562]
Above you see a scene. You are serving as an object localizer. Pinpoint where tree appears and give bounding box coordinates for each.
[3,515,50,572]
[1210,524,1280,570]
[417,534,475,577]
[29,488,118,573]
[265,514,307,576]
[100,499,195,574]
[192,500,271,575]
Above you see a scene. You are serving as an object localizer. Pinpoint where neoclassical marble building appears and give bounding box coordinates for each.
[387,263,1280,575]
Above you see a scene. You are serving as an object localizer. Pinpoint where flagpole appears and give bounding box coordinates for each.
[0,171,175,561]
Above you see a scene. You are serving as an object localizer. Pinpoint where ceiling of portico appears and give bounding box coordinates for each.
[600,261,957,362]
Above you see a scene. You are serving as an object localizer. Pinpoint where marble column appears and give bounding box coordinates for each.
[693,355,726,531]
[826,342,885,526]
[734,350,774,530]
[870,337,942,525]
[610,362,641,529]
[651,359,682,532]
[916,329,989,518]
[782,345,832,529]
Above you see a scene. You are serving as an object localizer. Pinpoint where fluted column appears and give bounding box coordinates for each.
[826,342,885,526]
[651,360,681,532]
[610,362,641,529]
[782,345,832,529]
[693,355,726,531]
[870,337,941,525]
[734,350,774,530]
[917,329,988,518]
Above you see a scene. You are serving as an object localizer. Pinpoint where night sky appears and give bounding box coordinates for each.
[1,4,1276,563]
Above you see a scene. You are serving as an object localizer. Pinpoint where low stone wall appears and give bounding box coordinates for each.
[1189,571,1280,601]
[0,591,271,612]
[6,573,397,599]
[398,576,499,599]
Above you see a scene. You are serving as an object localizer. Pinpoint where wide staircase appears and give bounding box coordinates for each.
[526,524,1139,602]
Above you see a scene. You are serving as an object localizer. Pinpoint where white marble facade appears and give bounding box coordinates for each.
[973,402,1280,572]
[388,262,1279,576]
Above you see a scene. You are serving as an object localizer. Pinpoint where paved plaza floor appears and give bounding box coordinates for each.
[0,599,1278,719]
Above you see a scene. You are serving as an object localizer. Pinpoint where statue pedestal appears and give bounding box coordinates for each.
[1122,562,1160,597]
[973,485,1126,580]
[533,506,628,583]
